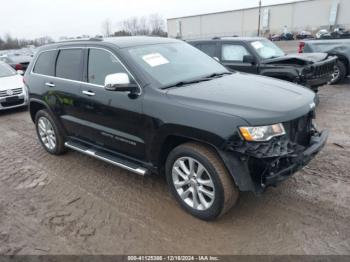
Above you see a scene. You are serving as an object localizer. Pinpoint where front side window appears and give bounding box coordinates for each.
[0,63,16,77]
[33,50,57,76]
[127,42,228,87]
[88,49,130,86]
[222,44,250,62]
[56,49,83,81]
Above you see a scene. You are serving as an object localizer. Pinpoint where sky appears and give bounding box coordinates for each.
[0,0,305,40]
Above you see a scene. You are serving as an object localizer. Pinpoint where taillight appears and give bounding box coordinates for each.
[15,64,23,70]
[298,42,305,53]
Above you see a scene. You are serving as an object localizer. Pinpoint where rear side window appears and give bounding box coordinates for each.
[88,49,130,86]
[197,44,217,57]
[222,44,250,62]
[33,51,57,76]
[56,49,83,81]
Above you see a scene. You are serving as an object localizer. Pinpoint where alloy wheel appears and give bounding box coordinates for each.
[330,65,340,83]
[37,116,56,150]
[172,157,215,211]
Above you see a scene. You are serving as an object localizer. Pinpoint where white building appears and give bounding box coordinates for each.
[167,0,350,39]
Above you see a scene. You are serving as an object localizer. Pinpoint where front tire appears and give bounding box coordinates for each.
[165,143,239,220]
[330,60,347,85]
[35,109,66,155]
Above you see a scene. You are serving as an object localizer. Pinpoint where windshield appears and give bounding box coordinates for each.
[127,42,229,87]
[0,63,16,77]
[250,39,285,59]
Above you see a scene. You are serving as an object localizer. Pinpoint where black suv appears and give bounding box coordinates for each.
[188,37,337,92]
[24,37,328,220]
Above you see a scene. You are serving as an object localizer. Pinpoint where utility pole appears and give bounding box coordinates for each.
[257,0,262,36]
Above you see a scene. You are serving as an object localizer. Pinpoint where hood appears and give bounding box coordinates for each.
[0,74,23,91]
[263,53,328,65]
[166,72,315,126]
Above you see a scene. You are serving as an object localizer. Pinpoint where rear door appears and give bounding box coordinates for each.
[50,48,86,138]
[219,42,258,74]
[77,48,145,159]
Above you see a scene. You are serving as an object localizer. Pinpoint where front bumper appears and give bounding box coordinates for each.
[0,94,28,110]
[220,127,329,193]
[263,130,329,187]
[306,74,332,88]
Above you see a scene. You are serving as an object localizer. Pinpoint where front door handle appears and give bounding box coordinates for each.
[45,82,55,87]
[82,90,95,96]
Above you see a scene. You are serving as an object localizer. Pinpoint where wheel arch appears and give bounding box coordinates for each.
[333,54,349,75]
[29,99,51,122]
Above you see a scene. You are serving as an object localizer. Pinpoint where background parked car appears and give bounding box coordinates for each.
[189,37,336,92]
[280,32,294,41]
[0,61,28,110]
[0,54,32,72]
[316,29,332,39]
[296,31,313,40]
[299,39,350,84]
[331,27,350,39]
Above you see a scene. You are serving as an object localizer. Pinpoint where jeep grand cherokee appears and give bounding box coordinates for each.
[24,37,328,220]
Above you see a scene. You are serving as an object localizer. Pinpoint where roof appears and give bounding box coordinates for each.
[167,0,312,20]
[39,36,181,51]
[188,37,266,42]
[103,36,180,48]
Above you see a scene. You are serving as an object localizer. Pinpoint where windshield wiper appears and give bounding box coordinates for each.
[205,72,232,79]
[161,72,232,90]
[161,78,212,90]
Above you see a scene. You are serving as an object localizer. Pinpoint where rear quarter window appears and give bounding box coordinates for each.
[33,50,58,76]
[196,43,217,57]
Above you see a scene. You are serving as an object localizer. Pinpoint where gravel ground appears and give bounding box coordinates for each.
[0,80,349,255]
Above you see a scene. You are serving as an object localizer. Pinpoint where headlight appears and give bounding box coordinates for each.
[239,123,286,142]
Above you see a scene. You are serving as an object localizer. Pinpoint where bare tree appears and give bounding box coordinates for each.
[102,19,112,37]
[121,17,139,35]
[149,13,166,36]
[118,14,167,37]
[137,16,150,35]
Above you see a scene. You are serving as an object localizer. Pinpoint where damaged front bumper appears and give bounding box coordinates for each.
[262,129,329,187]
[220,128,329,193]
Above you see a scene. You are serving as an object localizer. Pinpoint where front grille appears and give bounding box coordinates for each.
[283,114,313,146]
[1,98,24,107]
[0,88,23,97]
[312,61,335,79]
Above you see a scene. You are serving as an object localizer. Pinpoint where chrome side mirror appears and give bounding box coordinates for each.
[104,73,138,93]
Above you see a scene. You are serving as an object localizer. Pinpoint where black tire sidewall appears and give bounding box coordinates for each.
[35,110,65,155]
[330,61,346,84]
[165,146,225,220]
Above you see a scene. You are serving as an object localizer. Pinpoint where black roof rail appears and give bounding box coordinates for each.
[55,37,103,43]
[212,35,239,40]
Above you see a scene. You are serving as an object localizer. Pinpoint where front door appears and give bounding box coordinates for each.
[77,48,145,160]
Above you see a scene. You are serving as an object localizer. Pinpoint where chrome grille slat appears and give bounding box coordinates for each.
[0,88,23,97]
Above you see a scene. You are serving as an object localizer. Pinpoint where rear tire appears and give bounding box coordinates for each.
[330,60,347,85]
[165,142,239,221]
[35,109,66,155]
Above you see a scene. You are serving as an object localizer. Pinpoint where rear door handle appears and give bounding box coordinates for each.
[82,90,95,96]
[45,82,55,87]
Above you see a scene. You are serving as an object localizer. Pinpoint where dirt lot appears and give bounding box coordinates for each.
[0,80,350,254]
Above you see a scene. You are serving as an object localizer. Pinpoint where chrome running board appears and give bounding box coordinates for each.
[64,141,147,176]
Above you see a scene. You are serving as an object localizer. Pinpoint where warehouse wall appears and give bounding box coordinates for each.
[167,0,350,39]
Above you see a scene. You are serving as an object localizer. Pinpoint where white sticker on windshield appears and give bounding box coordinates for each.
[142,53,169,67]
[251,41,264,50]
